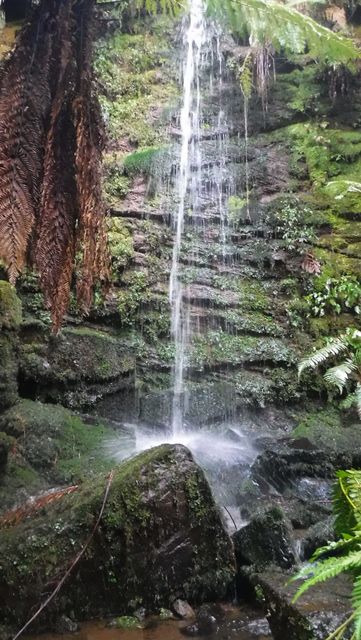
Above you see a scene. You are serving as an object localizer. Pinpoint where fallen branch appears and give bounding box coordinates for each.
[0,485,79,529]
[12,470,115,640]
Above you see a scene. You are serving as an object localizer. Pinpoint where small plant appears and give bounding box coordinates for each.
[305,276,361,317]
[293,469,361,640]
[298,327,361,417]
[270,201,316,254]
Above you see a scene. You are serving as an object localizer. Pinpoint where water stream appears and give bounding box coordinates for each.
[169,0,206,433]
[103,0,255,529]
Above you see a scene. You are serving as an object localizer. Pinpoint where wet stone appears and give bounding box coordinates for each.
[172,599,195,620]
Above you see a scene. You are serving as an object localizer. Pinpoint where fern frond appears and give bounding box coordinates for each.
[298,336,349,377]
[133,0,183,16]
[334,470,361,536]
[293,549,361,602]
[323,359,357,393]
[0,11,51,283]
[206,0,359,65]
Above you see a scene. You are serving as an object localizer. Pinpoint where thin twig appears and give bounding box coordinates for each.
[12,470,115,640]
[223,505,238,531]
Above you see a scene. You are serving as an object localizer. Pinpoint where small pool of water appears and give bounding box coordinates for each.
[26,606,271,640]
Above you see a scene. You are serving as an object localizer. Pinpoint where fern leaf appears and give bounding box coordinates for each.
[298,336,349,377]
[323,359,357,393]
[293,549,361,602]
[0,15,51,283]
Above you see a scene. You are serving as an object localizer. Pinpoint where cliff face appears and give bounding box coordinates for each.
[0,3,361,504]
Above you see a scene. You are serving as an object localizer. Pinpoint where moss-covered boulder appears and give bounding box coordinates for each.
[0,445,235,632]
[19,326,135,408]
[0,281,22,412]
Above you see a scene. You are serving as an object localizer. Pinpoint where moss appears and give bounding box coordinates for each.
[95,28,178,148]
[292,407,361,451]
[308,314,360,338]
[0,281,22,330]
[103,165,131,203]
[0,399,115,486]
[191,332,296,369]
[107,218,134,275]
[115,617,142,629]
[0,334,19,411]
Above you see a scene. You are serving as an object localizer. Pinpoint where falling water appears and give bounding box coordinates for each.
[169,0,206,433]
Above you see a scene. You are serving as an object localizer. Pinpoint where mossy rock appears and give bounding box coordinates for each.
[0,445,235,631]
[292,407,361,451]
[0,281,22,330]
[248,569,352,640]
[19,327,135,409]
[0,399,115,509]
[0,335,19,411]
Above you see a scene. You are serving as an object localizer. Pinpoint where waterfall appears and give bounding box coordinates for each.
[169,0,206,434]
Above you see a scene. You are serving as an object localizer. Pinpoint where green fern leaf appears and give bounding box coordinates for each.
[293,549,361,602]
[298,336,348,377]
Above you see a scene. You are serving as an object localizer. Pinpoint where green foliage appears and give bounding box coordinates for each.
[299,327,361,417]
[227,195,247,225]
[206,0,359,65]
[269,200,316,254]
[117,271,150,326]
[103,165,130,202]
[289,123,361,186]
[293,469,361,640]
[306,276,361,317]
[95,31,177,147]
[107,219,134,275]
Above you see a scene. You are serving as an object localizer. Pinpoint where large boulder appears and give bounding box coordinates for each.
[0,445,235,632]
[0,281,22,412]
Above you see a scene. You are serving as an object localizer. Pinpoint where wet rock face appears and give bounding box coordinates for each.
[0,445,235,632]
[233,507,296,570]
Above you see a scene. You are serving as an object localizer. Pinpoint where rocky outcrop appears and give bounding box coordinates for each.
[19,326,135,409]
[248,570,352,640]
[0,445,235,632]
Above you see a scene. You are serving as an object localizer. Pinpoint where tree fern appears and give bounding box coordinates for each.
[206,0,359,65]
